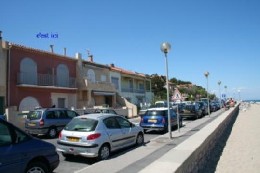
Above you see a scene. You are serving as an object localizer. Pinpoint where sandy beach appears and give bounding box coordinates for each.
[215,103,260,173]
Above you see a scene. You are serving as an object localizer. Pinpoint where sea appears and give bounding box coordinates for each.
[243,99,260,103]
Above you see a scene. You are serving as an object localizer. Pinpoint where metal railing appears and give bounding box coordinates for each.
[17,72,76,88]
[121,87,145,93]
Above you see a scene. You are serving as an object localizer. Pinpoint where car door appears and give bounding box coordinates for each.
[55,110,69,131]
[0,121,25,173]
[103,117,124,150]
[170,109,177,126]
[115,116,136,146]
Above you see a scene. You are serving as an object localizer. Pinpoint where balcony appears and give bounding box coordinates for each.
[17,72,76,88]
[84,79,116,92]
[121,87,145,94]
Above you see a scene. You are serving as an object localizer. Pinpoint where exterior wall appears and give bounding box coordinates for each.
[8,45,77,111]
[120,75,153,106]
[0,40,8,114]
[110,71,121,91]
[76,55,116,108]
[51,92,76,109]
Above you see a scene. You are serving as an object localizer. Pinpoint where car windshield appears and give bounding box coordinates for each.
[146,110,167,116]
[27,111,42,120]
[64,118,98,132]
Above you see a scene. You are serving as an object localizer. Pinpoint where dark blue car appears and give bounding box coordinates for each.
[0,114,6,120]
[0,119,59,173]
[140,107,182,133]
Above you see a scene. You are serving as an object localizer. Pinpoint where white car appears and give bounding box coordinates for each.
[57,114,144,160]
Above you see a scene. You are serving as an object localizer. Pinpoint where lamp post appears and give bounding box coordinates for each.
[224,85,227,100]
[160,42,172,139]
[218,80,222,107]
[237,89,241,101]
[204,71,210,116]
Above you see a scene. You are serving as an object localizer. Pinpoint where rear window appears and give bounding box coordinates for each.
[64,118,98,132]
[146,110,167,116]
[27,111,42,120]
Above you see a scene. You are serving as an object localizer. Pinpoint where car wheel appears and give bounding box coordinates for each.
[48,127,57,138]
[26,161,48,173]
[136,133,144,146]
[98,144,110,160]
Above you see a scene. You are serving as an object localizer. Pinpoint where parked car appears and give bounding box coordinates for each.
[0,119,59,173]
[139,107,182,133]
[25,108,79,138]
[57,114,144,160]
[94,107,127,118]
[210,102,220,112]
[0,114,6,121]
[154,101,167,108]
[195,101,210,115]
[180,103,203,119]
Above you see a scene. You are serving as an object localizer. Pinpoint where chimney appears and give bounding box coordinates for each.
[87,49,93,62]
[50,45,54,53]
[88,55,93,62]
[64,47,66,56]
[75,52,82,59]
[110,63,115,67]
[0,31,2,40]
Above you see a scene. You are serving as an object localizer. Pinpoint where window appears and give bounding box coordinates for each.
[115,117,131,128]
[55,110,67,119]
[129,80,133,89]
[0,123,12,146]
[139,83,144,90]
[101,75,106,82]
[46,111,55,119]
[111,77,119,89]
[67,110,78,118]
[20,58,37,85]
[87,69,95,83]
[145,81,151,91]
[57,64,69,87]
[103,117,120,129]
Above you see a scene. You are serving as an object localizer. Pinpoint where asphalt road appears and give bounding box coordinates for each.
[40,118,193,173]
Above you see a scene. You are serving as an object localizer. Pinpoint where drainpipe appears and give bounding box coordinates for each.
[7,42,11,106]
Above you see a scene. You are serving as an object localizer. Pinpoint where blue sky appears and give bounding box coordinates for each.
[1,0,260,100]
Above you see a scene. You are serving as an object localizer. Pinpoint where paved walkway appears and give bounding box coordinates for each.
[215,103,260,173]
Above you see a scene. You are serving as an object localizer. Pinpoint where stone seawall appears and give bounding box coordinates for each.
[175,105,239,173]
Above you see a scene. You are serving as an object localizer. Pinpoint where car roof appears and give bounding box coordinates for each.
[76,113,119,120]
[31,108,70,111]
[95,107,114,110]
[147,107,172,111]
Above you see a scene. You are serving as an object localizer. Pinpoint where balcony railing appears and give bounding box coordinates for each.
[17,73,76,88]
[121,87,145,94]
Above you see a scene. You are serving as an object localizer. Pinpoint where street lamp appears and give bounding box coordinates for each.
[237,89,241,101]
[218,80,222,106]
[204,71,210,116]
[160,42,172,139]
[224,85,227,99]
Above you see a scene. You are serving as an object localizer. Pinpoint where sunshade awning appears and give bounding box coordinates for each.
[93,91,115,96]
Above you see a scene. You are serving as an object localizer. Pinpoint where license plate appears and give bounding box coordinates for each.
[67,137,80,142]
[28,123,36,126]
[148,119,157,123]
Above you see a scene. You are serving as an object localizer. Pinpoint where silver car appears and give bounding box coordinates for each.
[56,114,144,160]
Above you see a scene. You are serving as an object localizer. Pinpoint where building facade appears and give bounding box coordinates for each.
[7,44,77,111]
[76,53,117,108]
[110,64,153,106]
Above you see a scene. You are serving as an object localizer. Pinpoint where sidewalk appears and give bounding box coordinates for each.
[215,103,260,173]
